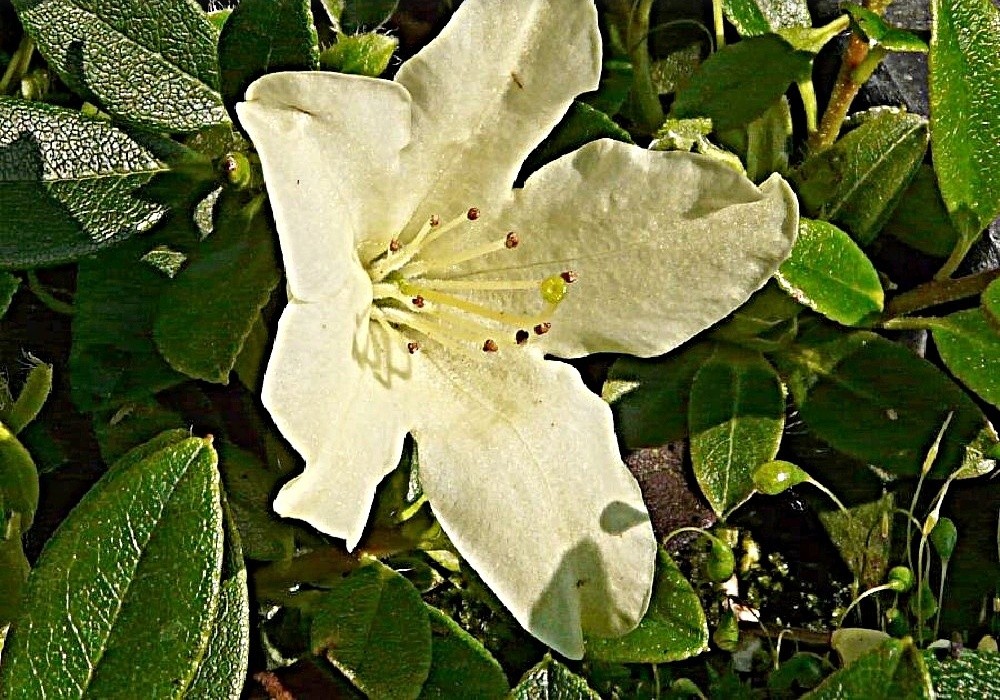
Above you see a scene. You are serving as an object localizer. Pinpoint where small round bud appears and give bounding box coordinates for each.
[482,339,498,352]
[515,330,529,345]
[467,207,480,220]
[886,566,914,593]
[504,232,519,249]
[221,152,252,188]
[705,537,736,583]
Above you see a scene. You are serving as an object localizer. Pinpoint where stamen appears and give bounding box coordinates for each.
[560,270,578,284]
[407,341,421,354]
[403,233,518,276]
[467,207,480,221]
[370,211,471,281]
[505,232,519,249]
[399,282,557,327]
[482,339,498,352]
[389,238,402,252]
[515,330,529,345]
[412,295,425,308]
[410,278,541,292]
[534,322,551,335]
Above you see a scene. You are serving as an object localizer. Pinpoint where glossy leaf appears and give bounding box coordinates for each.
[670,35,813,131]
[883,165,960,258]
[926,649,1000,698]
[218,0,319,110]
[12,0,226,131]
[418,606,509,700]
[793,110,928,245]
[804,637,933,699]
[603,342,714,447]
[512,656,601,699]
[310,562,432,700]
[0,434,225,698]
[722,0,811,36]
[931,309,1000,408]
[319,33,398,77]
[689,347,785,515]
[844,4,928,52]
[585,548,708,663]
[929,0,1000,239]
[779,328,997,477]
[777,218,883,325]
[753,459,810,495]
[0,100,168,269]
[153,193,280,384]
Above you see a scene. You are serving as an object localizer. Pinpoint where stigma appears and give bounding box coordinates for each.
[363,207,575,355]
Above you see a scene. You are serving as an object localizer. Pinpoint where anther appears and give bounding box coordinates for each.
[515,330,530,345]
[429,214,441,227]
[412,295,425,308]
[482,339,499,352]
[467,207,480,221]
[504,232,519,249]
[534,322,551,335]
[407,341,421,354]
[560,270,578,283]
[389,238,402,252]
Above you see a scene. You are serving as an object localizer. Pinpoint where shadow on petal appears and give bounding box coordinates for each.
[351,310,415,388]
[599,500,650,535]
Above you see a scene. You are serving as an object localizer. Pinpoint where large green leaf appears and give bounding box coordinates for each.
[930,0,1000,239]
[670,35,813,131]
[70,231,186,411]
[512,656,601,699]
[931,309,1000,408]
[310,562,432,700]
[585,548,708,663]
[602,342,715,448]
[883,164,961,258]
[722,0,812,36]
[776,218,883,326]
[689,347,785,515]
[418,606,509,700]
[793,110,928,245]
[218,0,319,110]
[153,193,280,384]
[0,434,225,698]
[778,328,997,477]
[0,99,168,269]
[803,637,933,699]
[926,649,1000,698]
[12,0,226,132]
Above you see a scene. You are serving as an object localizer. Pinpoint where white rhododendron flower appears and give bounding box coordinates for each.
[237,0,798,658]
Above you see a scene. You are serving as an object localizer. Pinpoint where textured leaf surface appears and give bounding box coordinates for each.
[585,549,708,663]
[310,563,432,700]
[689,348,785,515]
[153,194,280,383]
[926,650,1000,698]
[932,309,1000,408]
[512,656,601,699]
[723,0,812,36]
[0,100,167,269]
[883,164,960,257]
[777,218,883,325]
[780,329,997,477]
[319,33,398,77]
[803,637,933,699]
[602,342,714,448]
[12,0,226,131]
[418,606,509,700]
[670,35,812,131]
[793,110,927,245]
[218,0,319,109]
[930,0,1000,239]
[0,434,224,698]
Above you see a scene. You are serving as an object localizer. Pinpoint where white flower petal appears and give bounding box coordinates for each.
[236,72,414,302]
[265,278,414,549]
[394,0,601,227]
[410,349,656,659]
[459,140,798,358]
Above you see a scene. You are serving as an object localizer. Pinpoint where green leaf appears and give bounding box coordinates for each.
[803,637,933,699]
[418,606,509,700]
[930,0,1000,239]
[0,272,18,319]
[92,401,186,465]
[0,530,31,627]
[817,492,894,588]
[585,548,708,663]
[778,328,997,477]
[925,649,1000,698]
[711,282,802,350]
[722,0,812,36]
[581,59,633,117]
[793,110,928,245]
[931,309,1000,408]
[883,165,961,257]
[512,656,601,699]
[310,562,432,700]
[340,0,398,33]
[218,0,319,110]
[844,4,929,52]
[689,347,785,515]
[186,501,251,700]
[0,434,224,698]
[983,278,1000,326]
[0,99,169,269]
[670,35,813,131]
[319,33,398,77]
[602,342,715,448]
[70,232,186,411]
[776,218,884,325]
[0,357,52,435]
[746,97,793,181]
[0,420,39,530]
[12,0,226,132]
[153,193,280,384]
[521,101,631,179]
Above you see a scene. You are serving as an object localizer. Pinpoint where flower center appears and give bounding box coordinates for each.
[361,207,575,355]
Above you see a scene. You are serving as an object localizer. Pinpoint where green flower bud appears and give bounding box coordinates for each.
[753,460,809,495]
[705,537,736,583]
[713,608,740,651]
[886,566,914,593]
[929,517,958,561]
